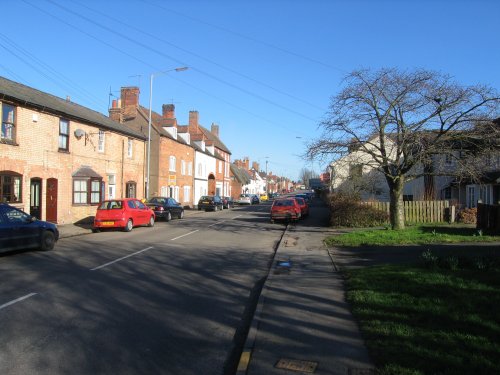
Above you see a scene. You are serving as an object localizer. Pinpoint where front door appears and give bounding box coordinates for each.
[46,178,58,223]
[30,178,42,219]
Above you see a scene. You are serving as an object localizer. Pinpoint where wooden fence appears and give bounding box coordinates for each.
[477,203,500,233]
[362,200,451,224]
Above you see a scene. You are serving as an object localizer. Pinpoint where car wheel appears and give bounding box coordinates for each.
[92,228,100,233]
[214,205,218,211]
[148,216,155,227]
[40,231,56,251]
[166,211,172,222]
[124,219,133,232]
[179,210,184,219]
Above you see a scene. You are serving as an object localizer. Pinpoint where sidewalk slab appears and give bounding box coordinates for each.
[244,205,374,375]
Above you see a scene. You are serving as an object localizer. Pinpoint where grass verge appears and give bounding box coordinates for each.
[344,264,500,374]
[325,225,499,247]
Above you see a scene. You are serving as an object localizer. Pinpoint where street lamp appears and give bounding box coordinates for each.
[146,66,188,199]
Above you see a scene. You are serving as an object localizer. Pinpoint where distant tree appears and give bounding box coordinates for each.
[299,168,318,188]
[307,68,500,230]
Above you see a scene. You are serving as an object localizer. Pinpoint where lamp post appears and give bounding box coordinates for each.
[146,66,188,199]
[265,157,269,194]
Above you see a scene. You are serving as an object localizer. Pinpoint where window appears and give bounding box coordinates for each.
[169,156,176,172]
[181,160,186,175]
[98,130,105,152]
[108,174,116,199]
[59,119,69,151]
[127,139,133,158]
[403,195,413,201]
[218,161,222,173]
[197,163,203,176]
[188,161,193,176]
[0,172,22,203]
[183,185,191,202]
[1,103,15,143]
[73,177,102,205]
[126,182,137,198]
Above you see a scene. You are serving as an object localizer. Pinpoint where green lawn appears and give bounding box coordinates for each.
[344,265,500,375]
[325,225,500,247]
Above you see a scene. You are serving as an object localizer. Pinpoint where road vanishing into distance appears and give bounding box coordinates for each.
[0,202,284,375]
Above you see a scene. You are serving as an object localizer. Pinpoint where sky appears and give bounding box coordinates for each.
[1,0,499,181]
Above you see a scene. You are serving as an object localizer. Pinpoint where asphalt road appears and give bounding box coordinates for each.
[0,203,283,375]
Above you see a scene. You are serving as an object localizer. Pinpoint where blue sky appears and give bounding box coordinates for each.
[2,0,499,180]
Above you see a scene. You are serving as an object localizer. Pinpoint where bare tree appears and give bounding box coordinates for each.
[299,167,318,187]
[307,68,500,229]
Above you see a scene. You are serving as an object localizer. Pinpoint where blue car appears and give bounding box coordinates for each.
[0,203,59,253]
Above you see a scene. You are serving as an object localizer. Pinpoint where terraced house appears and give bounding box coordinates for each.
[0,76,146,224]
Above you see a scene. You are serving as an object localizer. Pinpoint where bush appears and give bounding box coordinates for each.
[329,192,388,227]
[456,207,477,224]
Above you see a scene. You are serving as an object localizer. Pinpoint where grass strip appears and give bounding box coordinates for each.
[325,226,500,247]
[344,265,500,375]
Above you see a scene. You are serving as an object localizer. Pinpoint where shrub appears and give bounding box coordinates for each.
[456,207,477,224]
[329,192,388,227]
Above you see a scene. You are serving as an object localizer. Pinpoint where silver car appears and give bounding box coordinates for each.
[237,194,252,205]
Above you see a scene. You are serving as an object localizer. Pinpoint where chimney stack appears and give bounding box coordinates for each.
[189,111,199,134]
[211,122,219,137]
[121,87,140,119]
[162,104,175,119]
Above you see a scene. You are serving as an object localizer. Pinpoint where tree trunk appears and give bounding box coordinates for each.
[389,177,405,230]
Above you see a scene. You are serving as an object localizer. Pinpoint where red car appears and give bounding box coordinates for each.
[293,196,309,217]
[93,198,155,232]
[270,198,301,223]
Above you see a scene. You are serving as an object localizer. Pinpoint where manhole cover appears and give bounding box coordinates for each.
[275,358,318,373]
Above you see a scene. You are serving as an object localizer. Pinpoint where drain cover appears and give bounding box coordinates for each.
[275,358,318,373]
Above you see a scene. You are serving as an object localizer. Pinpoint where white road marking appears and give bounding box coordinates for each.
[171,230,199,241]
[0,293,37,310]
[91,246,154,271]
[208,220,226,227]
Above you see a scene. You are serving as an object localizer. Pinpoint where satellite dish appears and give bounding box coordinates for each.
[74,129,85,139]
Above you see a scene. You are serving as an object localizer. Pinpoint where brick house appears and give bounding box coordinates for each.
[0,76,146,224]
[182,111,232,198]
[109,87,195,207]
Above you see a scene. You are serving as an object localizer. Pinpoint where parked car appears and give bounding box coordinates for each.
[270,198,301,223]
[237,194,252,205]
[198,195,224,211]
[146,197,184,221]
[93,198,155,232]
[295,193,311,203]
[293,196,309,217]
[259,194,268,201]
[222,196,234,209]
[251,194,260,204]
[0,203,59,252]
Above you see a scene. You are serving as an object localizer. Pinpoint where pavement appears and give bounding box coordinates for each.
[57,202,375,375]
[239,201,375,375]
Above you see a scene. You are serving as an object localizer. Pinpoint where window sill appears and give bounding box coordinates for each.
[0,139,19,146]
[58,149,70,154]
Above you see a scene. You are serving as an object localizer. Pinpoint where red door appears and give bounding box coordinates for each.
[46,178,58,223]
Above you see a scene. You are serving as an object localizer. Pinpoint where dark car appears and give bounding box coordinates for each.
[146,197,184,221]
[222,196,234,209]
[251,194,260,204]
[198,195,224,211]
[0,203,59,252]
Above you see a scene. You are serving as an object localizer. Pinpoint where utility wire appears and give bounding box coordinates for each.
[0,32,105,109]
[40,0,319,122]
[140,0,347,74]
[18,0,317,134]
[71,0,326,112]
